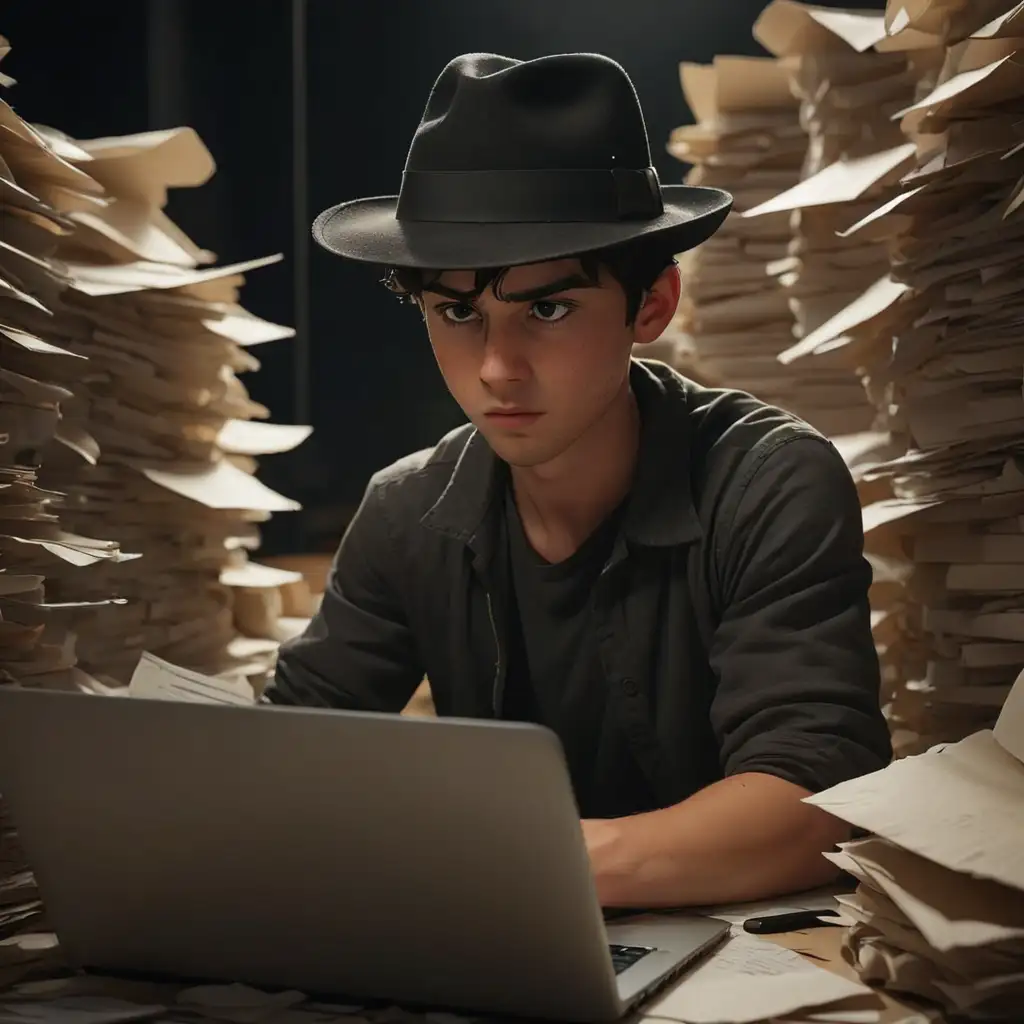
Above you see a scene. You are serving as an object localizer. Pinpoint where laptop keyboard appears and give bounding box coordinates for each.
[609,943,653,974]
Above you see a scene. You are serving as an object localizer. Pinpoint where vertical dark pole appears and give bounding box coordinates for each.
[292,0,311,552]
[146,0,185,129]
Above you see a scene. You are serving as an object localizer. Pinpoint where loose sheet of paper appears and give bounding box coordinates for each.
[128,651,254,706]
[642,934,870,1024]
[0,998,166,1024]
[142,460,301,512]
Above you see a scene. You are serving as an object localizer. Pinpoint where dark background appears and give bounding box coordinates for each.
[0,0,884,555]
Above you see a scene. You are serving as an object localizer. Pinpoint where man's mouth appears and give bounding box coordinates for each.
[483,409,544,428]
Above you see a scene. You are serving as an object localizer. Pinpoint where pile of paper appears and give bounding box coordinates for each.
[0,35,133,985]
[0,29,313,982]
[739,2,925,440]
[773,1,1024,752]
[659,57,821,416]
[805,669,1024,1020]
[13,126,313,694]
[0,42,138,693]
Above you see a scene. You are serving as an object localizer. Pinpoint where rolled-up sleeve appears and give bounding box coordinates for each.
[708,434,892,792]
[264,475,423,711]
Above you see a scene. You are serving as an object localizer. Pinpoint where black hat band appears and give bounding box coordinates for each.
[396,167,664,223]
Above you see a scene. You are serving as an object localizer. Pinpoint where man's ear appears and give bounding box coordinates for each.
[632,264,681,346]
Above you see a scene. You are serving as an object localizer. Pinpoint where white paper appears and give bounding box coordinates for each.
[806,730,1024,891]
[743,145,916,217]
[202,308,296,347]
[644,933,869,1024]
[830,837,1024,951]
[63,255,282,297]
[676,933,824,981]
[142,461,301,512]
[216,420,312,456]
[128,651,254,706]
[220,561,304,589]
[993,667,1024,764]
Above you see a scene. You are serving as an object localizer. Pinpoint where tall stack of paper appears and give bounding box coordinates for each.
[22,128,311,693]
[804,670,1024,1020]
[0,36,141,987]
[659,57,821,416]
[740,2,923,441]
[776,2,1024,753]
[0,50,139,693]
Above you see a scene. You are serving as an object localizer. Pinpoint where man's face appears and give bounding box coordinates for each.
[420,258,678,469]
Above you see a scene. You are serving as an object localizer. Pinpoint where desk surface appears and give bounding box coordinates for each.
[768,926,938,1023]
[0,924,943,1023]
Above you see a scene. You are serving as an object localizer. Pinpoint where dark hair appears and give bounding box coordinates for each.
[381,234,679,325]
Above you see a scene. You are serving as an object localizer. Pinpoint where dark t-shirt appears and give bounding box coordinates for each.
[501,487,652,818]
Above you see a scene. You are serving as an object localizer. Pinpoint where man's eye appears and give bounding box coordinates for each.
[531,301,571,322]
[441,304,478,324]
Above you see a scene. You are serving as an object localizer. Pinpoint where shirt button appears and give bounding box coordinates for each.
[620,677,638,696]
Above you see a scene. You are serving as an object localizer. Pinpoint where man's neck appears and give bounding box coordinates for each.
[509,385,639,563]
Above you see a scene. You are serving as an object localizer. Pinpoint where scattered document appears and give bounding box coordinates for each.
[0,999,166,1024]
[128,652,254,706]
[643,934,870,1024]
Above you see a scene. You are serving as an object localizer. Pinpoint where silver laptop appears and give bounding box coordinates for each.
[0,687,727,1022]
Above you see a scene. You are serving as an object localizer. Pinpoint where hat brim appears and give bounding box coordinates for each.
[311,185,732,269]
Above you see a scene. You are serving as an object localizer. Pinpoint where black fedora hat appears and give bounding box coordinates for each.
[313,52,733,270]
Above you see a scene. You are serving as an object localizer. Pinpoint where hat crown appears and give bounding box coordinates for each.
[406,52,654,173]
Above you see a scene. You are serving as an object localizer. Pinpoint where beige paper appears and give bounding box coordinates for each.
[220,561,304,589]
[201,307,296,347]
[831,836,1024,951]
[779,276,912,364]
[744,145,917,218]
[644,942,869,1024]
[62,254,282,297]
[216,420,312,456]
[993,666,1024,763]
[142,461,301,512]
[73,127,215,209]
[128,651,254,706]
[806,728,1024,892]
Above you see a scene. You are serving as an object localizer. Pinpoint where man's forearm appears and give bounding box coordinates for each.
[583,772,851,908]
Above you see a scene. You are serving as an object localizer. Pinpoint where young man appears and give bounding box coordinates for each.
[267,52,891,908]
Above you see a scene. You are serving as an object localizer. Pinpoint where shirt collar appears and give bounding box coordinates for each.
[420,358,703,555]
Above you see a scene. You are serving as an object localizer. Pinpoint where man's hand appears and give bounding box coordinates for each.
[580,772,850,908]
[580,818,624,883]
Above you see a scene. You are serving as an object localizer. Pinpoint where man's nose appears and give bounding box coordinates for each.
[479,319,530,386]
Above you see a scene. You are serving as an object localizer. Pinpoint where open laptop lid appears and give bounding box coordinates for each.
[0,687,625,1021]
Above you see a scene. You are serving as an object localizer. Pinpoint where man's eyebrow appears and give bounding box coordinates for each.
[424,282,477,301]
[501,274,597,303]
[423,273,597,304]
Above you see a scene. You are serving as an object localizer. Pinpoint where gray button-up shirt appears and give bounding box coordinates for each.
[266,359,892,814]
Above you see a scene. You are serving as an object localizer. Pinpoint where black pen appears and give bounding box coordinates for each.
[742,909,840,934]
